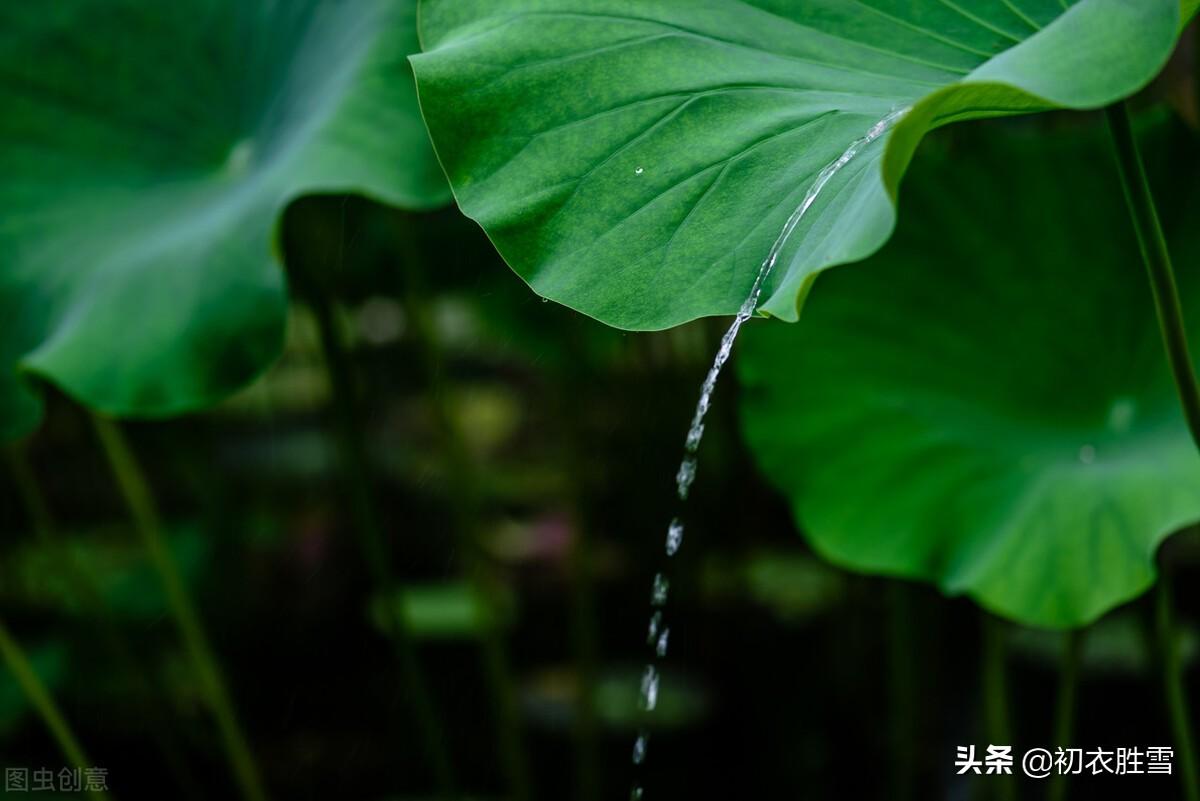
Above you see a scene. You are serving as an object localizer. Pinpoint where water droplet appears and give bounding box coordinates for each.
[1078,444,1096,464]
[639,665,659,711]
[541,297,550,303]
[675,457,696,500]
[665,519,684,556]
[632,733,648,764]
[1108,397,1136,433]
[223,138,255,175]
[656,628,670,658]
[651,573,669,606]
[646,611,662,644]
[622,108,911,801]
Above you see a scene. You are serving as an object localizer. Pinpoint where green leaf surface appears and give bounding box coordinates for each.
[0,0,449,439]
[412,0,1181,331]
[737,120,1200,628]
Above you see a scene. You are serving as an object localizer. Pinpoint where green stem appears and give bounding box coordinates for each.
[888,583,917,801]
[6,445,203,800]
[396,220,531,801]
[474,618,531,801]
[558,329,602,801]
[982,615,1015,801]
[1194,19,1199,130]
[91,416,268,801]
[306,290,457,800]
[412,320,532,801]
[4,445,55,538]
[1107,102,1200,801]
[0,618,110,801]
[1046,629,1085,801]
[1156,576,1199,801]
[567,515,600,801]
[1105,103,1200,449]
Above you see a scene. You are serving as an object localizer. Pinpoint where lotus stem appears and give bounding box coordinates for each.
[888,583,917,801]
[0,453,111,801]
[408,312,533,801]
[305,286,458,800]
[395,214,532,801]
[1047,629,1085,801]
[981,615,1015,801]
[567,518,600,801]
[1156,575,1200,801]
[1194,20,1199,129]
[0,618,110,801]
[6,444,203,799]
[1105,103,1200,449]
[1107,102,1200,801]
[5,445,55,539]
[556,328,602,801]
[91,416,268,801]
[0,599,106,801]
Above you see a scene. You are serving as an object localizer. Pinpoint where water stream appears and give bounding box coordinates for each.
[626,106,909,801]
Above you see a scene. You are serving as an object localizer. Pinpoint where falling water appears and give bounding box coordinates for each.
[627,106,909,800]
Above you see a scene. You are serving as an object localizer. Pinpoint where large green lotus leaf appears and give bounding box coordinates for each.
[411,0,1189,331]
[737,121,1200,629]
[0,0,450,439]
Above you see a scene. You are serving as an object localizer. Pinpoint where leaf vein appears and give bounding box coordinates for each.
[930,0,1026,42]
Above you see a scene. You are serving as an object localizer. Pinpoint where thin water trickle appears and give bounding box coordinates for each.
[675,457,697,500]
[625,106,909,798]
[650,573,669,606]
[646,610,662,644]
[632,734,648,764]
[665,519,684,556]
[639,665,660,711]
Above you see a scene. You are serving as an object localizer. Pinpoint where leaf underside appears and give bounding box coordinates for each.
[738,121,1200,629]
[412,0,1181,331]
[0,0,448,439]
